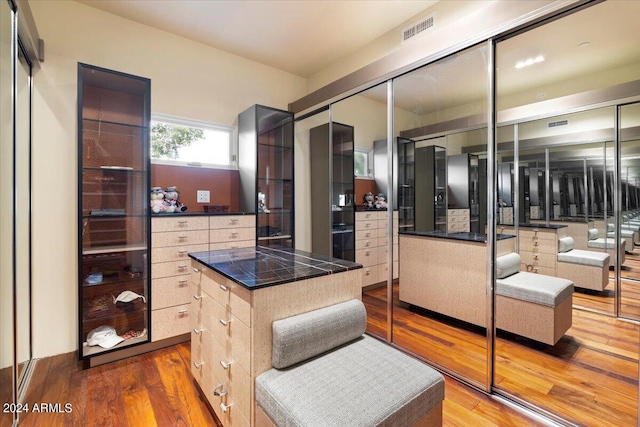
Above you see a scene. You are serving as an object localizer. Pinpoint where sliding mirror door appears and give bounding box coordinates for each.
[16,44,32,387]
[391,43,490,388]
[0,0,16,424]
[494,1,639,425]
[331,83,391,339]
[620,102,640,320]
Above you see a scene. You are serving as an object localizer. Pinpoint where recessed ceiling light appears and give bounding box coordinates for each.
[515,55,545,69]
[579,41,591,48]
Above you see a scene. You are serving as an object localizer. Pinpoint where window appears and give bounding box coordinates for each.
[354,147,373,177]
[150,114,236,168]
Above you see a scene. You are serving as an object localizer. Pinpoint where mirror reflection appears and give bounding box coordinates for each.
[392,43,490,388]
[493,1,639,425]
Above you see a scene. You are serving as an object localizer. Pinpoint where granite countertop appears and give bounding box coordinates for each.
[189,246,362,290]
[152,211,251,217]
[399,230,515,242]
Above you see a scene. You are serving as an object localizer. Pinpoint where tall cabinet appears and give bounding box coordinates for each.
[238,105,294,248]
[310,123,355,261]
[78,64,151,362]
[414,145,447,231]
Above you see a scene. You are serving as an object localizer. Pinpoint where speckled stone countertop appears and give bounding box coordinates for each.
[399,230,516,242]
[189,246,362,290]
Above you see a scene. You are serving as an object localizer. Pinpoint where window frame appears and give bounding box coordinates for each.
[150,113,238,170]
[354,147,374,179]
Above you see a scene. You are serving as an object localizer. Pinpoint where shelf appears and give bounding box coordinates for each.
[83,214,147,219]
[83,243,147,255]
[82,118,148,130]
[82,333,148,358]
[83,166,146,174]
[257,234,292,241]
[82,272,144,288]
[258,209,291,214]
[332,229,354,235]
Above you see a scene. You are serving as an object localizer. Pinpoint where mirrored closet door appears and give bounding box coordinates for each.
[493,2,639,425]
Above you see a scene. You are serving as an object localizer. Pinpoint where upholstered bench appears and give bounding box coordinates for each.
[255,299,445,427]
[495,253,573,346]
[556,236,610,291]
[607,222,639,247]
[587,228,626,264]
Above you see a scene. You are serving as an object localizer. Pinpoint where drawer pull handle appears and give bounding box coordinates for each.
[214,383,228,397]
[230,219,238,224]
[192,267,200,273]
[193,328,204,334]
[178,249,188,254]
[178,308,188,314]
[220,284,228,292]
[193,361,204,369]
[179,279,188,284]
[220,360,231,370]
[365,241,371,247]
[365,251,370,256]
[219,318,231,326]
[193,294,203,300]
[365,270,371,276]
[178,220,188,224]
[220,402,233,413]
[365,223,371,228]
[178,235,187,239]
[178,264,188,269]
[366,232,371,237]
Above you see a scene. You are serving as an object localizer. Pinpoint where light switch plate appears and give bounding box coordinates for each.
[197,190,210,203]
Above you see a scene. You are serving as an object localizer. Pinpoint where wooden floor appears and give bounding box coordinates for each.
[363,285,640,427]
[9,342,550,427]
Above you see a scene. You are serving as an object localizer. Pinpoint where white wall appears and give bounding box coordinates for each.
[30,0,306,359]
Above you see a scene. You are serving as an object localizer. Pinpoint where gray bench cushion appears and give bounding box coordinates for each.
[557,249,610,267]
[558,236,574,253]
[496,272,573,307]
[587,238,625,250]
[256,335,445,427]
[272,299,366,369]
[496,252,521,279]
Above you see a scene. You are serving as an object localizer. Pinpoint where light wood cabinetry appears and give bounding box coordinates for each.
[189,259,361,426]
[356,211,398,287]
[447,208,470,233]
[500,225,567,276]
[151,215,255,342]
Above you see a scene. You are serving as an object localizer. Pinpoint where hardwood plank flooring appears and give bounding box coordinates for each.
[18,342,550,427]
[18,343,219,427]
[363,284,640,427]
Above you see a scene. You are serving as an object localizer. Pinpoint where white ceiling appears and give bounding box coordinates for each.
[76,0,438,78]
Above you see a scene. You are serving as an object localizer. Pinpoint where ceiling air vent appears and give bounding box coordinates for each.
[401,14,435,44]
[547,119,568,128]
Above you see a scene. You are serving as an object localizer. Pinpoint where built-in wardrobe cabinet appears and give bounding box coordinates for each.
[238,105,295,248]
[414,145,446,232]
[77,63,151,364]
[310,122,355,261]
[447,153,481,233]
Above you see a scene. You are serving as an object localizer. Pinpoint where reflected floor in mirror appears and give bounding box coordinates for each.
[363,284,639,427]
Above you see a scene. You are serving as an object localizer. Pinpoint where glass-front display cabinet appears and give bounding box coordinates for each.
[78,63,151,360]
[310,122,355,261]
[238,105,294,247]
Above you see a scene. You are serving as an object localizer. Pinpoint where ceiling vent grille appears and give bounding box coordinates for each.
[548,119,568,128]
[401,14,435,44]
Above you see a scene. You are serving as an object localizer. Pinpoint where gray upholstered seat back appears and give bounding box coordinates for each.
[271,299,367,369]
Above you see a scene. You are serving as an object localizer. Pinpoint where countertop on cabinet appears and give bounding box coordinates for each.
[514,223,568,229]
[152,211,252,217]
[399,230,515,242]
[189,246,362,290]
